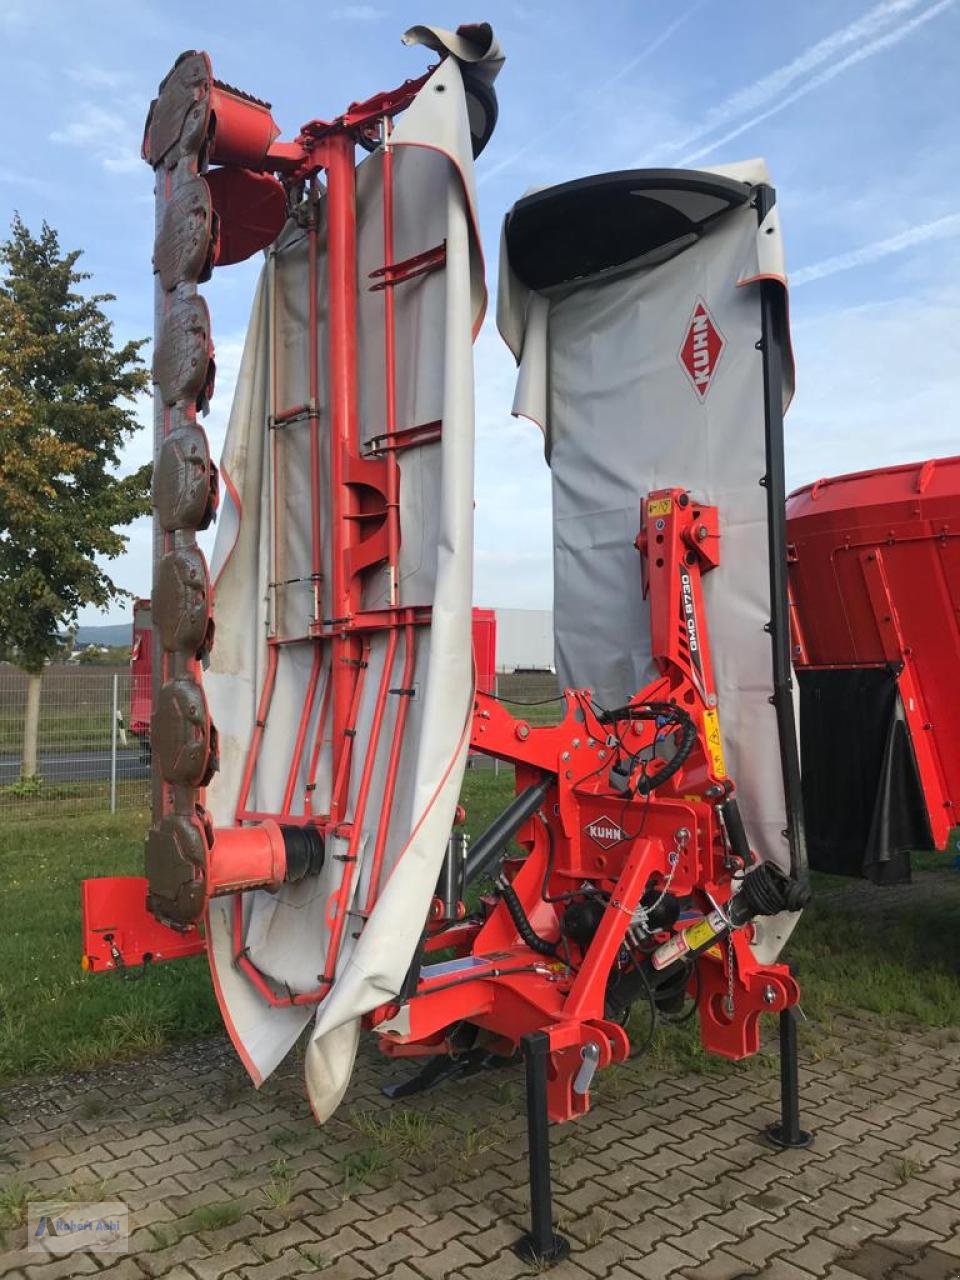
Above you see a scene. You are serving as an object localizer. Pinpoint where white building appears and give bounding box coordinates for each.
[487,607,554,672]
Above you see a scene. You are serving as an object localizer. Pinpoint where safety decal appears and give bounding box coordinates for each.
[703,709,727,779]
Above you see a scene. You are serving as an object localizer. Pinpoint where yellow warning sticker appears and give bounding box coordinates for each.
[703,708,727,779]
[683,917,719,952]
[648,496,673,518]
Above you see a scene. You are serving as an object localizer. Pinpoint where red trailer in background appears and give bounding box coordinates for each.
[471,607,496,694]
[130,598,152,760]
[786,456,960,882]
[128,600,497,756]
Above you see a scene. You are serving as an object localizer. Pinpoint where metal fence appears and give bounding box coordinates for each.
[0,665,562,819]
[0,666,151,820]
[467,671,561,773]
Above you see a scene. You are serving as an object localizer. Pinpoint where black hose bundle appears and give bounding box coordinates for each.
[602,701,698,796]
[635,714,698,795]
[497,875,557,957]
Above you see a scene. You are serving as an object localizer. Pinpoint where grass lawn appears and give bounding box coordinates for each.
[789,869,960,1031]
[0,778,148,823]
[0,710,117,755]
[0,808,219,1083]
[1,768,958,1086]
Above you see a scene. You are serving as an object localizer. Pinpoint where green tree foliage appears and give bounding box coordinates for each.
[0,215,150,777]
[77,644,132,666]
[0,215,150,674]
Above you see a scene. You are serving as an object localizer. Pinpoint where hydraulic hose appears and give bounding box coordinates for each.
[605,703,698,796]
[718,797,752,864]
[464,778,553,884]
[634,713,698,795]
[497,875,557,957]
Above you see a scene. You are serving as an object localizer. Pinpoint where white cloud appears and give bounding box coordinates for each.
[68,65,136,92]
[788,282,960,489]
[50,100,144,174]
[479,0,705,187]
[792,212,960,286]
[0,166,59,196]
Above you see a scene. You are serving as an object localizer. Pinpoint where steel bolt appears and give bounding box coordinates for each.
[516,723,530,740]
[763,984,777,1005]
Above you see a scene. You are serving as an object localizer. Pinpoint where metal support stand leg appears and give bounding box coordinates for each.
[513,1031,570,1267]
[765,1006,813,1149]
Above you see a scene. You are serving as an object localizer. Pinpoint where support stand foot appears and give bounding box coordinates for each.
[512,1031,570,1269]
[381,1048,511,1101]
[513,1232,571,1266]
[764,1005,814,1150]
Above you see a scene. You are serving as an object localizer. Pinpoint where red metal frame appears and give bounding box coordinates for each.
[86,483,796,1119]
[370,489,797,1122]
[215,78,485,988]
[191,73,443,979]
[81,877,204,973]
[129,598,152,740]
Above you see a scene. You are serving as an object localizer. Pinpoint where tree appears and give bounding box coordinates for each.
[0,216,150,778]
[78,644,131,666]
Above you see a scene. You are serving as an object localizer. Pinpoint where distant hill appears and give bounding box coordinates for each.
[75,623,130,647]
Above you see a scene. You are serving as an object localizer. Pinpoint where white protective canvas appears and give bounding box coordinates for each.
[203,25,502,1121]
[498,160,800,961]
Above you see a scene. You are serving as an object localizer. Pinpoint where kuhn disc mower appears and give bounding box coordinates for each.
[82,21,812,1264]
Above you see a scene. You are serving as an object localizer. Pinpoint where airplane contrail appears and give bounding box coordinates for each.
[478,0,709,186]
[657,0,926,158]
[602,0,712,93]
[791,212,960,286]
[679,0,957,164]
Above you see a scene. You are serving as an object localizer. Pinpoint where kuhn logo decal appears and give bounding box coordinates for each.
[679,298,725,399]
[584,816,626,850]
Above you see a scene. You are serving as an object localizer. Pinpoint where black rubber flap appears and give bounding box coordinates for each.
[505,168,752,292]
[798,667,932,883]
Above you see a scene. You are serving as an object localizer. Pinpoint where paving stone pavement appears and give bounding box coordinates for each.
[3,1013,960,1280]
[2,875,960,1278]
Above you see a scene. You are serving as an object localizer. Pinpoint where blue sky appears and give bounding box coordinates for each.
[2,0,958,624]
